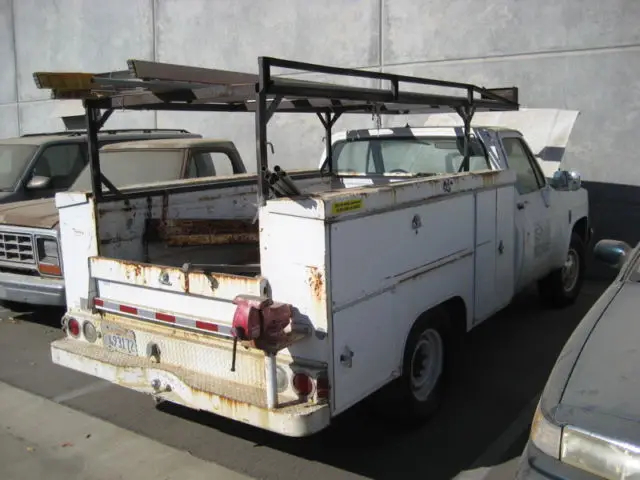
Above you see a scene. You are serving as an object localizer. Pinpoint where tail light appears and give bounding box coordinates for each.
[292,373,313,396]
[82,321,97,343]
[67,317,80,337]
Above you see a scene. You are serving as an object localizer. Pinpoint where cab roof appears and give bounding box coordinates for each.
[100,138,234,150]
[0,129,197,147]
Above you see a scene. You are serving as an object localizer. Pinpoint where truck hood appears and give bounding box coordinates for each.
[0,198,59,229]
[560,282,640,427]
[423,108,580,177]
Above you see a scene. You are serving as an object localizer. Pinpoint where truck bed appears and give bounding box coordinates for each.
[145,218,261,276]
[94,171,414,273]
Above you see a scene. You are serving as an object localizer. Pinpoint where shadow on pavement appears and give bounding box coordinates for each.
[0,302,64,329]
[156,282,608,480]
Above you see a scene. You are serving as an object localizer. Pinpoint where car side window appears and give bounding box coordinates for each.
[32,143,87,190]
[186,150,235,178]
[502,137,544,194]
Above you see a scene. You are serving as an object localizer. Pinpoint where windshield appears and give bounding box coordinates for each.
[331,136,489,175]
[71,150,185,191]
[0,144,38,191]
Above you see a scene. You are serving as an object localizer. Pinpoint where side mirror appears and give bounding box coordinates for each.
[593,239,632,270]
[550,170,581,191]
[26,175,51,190]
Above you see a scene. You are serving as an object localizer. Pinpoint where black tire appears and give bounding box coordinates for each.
[537,232,585,308]
[389,307,457,426]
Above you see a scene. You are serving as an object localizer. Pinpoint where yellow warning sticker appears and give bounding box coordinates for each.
[331,198,363,215]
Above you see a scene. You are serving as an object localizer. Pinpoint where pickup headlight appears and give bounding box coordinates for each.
[36,237,61,276]
[530,402,562,458]
[561,426,640,479]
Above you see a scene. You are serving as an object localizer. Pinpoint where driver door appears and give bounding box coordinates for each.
[500,134,555,291]
[25,143,87,199]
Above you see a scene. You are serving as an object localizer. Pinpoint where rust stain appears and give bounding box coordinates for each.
[307,266,324,302]
[95,257,262,299]
[146,218,259,247]
[161,193,169,224]
[183,269,190,293]
[479,170,501,188]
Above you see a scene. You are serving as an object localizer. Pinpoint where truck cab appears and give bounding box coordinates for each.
[0,138,247,307]
[321,115,590,310]
[0,128,199,204]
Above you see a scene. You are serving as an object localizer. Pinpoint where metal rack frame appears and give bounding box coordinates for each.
[33,56,519,204]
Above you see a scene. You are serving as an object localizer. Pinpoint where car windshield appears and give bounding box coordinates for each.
[71,149,185,191]
[330,136,489,175]
[0,144,38,191]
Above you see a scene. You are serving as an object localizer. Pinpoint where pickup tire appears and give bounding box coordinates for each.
[537,232,585,308]
[392,307,455,426]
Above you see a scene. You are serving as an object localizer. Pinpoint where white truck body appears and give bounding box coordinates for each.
[50,112,588,437]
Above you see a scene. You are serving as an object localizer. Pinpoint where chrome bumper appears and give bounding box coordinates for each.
[0,271,65,306]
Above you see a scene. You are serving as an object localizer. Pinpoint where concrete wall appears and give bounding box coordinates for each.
[1,0,639,275]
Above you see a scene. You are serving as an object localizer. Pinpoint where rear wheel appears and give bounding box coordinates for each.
[537,232,585,308]
[391,307,455,425]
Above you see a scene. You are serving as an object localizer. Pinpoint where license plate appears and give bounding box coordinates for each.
[102,323,138,356]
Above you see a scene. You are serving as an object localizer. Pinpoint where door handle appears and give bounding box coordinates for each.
[517,201,528,210]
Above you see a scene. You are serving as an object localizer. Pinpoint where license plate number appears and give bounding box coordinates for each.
[103,323,137,356]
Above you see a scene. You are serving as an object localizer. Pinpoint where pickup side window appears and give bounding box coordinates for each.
[32,143,87,190]
[186,151,234,178]
[502,137,545,194]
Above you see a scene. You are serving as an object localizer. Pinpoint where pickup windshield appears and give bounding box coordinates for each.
[71,150,187,191]
[330,136,489,175]
[0,144,38,191]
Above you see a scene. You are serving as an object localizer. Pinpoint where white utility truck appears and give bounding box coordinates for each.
[36,57,590,437]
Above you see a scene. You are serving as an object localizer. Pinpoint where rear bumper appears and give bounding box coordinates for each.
[0,271,65,306]
[51,338,331,437]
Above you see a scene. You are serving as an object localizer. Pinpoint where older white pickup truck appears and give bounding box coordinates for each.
[38,57,590,437]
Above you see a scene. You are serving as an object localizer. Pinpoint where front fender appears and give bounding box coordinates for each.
[552,187,590,267]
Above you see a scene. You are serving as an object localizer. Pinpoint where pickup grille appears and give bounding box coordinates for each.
[0,232,35,264]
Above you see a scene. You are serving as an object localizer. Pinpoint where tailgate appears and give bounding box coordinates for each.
[89,256,267,335]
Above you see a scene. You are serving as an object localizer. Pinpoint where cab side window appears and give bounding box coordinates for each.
[32,143,87,190]
[502,138,544,194]
[186,150,234,178]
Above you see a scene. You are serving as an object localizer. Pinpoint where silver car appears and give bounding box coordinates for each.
[516,238,640,479]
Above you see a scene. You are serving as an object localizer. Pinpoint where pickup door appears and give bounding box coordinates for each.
[499,132,556,291]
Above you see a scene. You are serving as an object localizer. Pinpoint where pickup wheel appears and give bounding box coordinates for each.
[393,307,454,425]
[537,232,585,308]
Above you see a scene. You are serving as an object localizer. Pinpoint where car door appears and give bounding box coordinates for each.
[500,134,555,291]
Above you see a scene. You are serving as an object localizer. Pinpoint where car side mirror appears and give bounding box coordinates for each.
[549,170,581,191]
[26,175,51,190]
[593,239,632,270]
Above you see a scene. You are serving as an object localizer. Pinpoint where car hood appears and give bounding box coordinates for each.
[561,282,640,424]
[0,198,59,229]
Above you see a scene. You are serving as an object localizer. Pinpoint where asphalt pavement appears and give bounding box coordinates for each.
[0,281,609,480]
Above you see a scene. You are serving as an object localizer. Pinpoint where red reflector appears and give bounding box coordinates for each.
[94,298,104,307]
[119,305,138,315]
[155,312,176,323]
[195,321,219,332]
[68,318,80,337]
[292,373,313,396]
[316,375,330,399]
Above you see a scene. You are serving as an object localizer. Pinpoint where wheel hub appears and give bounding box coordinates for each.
[410,329,444,402]
[562,248,579,293]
